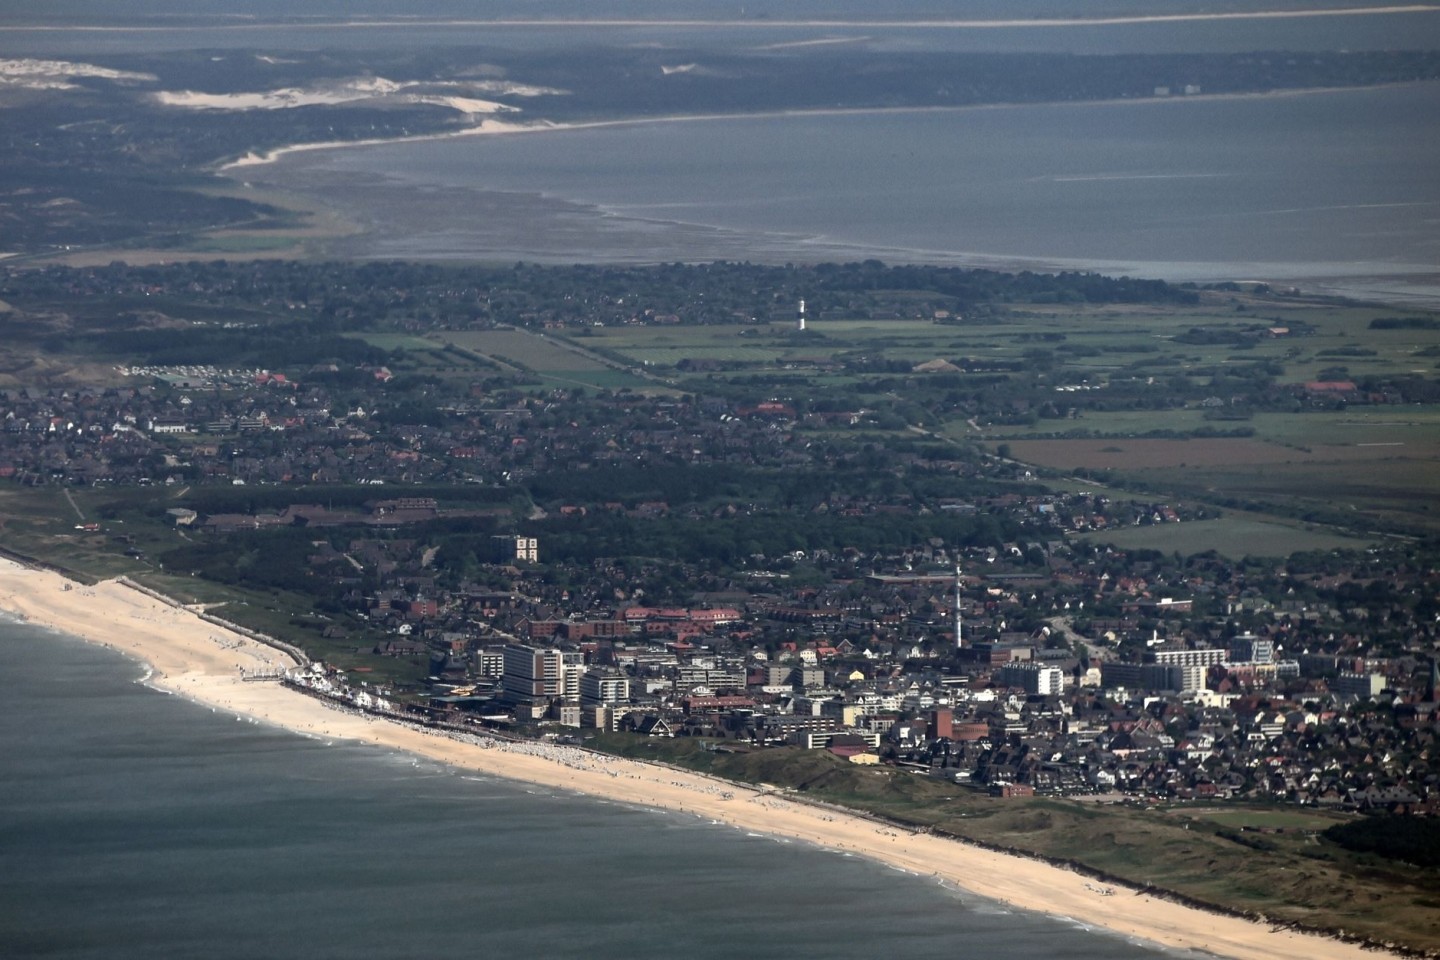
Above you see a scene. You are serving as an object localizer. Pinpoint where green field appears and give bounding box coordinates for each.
[440,330,603,369]
[341,329,658,391]
[436,329,655,391]
[575,298,1440,537]
[588,324,800,365]
[1251,407,1440,449]
[1137,457,1440,531]
[346,333,442,353]
[1172,806,1350,832]
[588,299,1440,383]
[1081,516,1375,559]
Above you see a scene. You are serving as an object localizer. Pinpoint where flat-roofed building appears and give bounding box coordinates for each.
[1228,634,1274,665]
[580,670,631,706]
[502,643,563,709]
[1153,647,1226,668]
[1102,661,1204,693]
[474,645,506,678]
[998,661,1065,696]
[1333,671,1386,700]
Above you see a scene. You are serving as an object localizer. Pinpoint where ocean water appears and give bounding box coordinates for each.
[0,621,1185,959]
[270,81,1440,301]
[6,4,1438,300]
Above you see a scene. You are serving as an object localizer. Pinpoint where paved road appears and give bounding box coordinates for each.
[1047,614,1109,662]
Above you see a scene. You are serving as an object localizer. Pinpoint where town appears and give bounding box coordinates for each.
[277,527,1438,812]
[0,261,1435,818]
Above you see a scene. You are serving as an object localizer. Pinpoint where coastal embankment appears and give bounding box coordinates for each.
[0,557,1397,960]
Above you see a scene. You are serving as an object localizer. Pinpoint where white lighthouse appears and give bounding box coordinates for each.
[797,299,807,331]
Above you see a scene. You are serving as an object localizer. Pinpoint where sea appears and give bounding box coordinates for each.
[5,7,1440,300]
[276,82,1440,305]
[0,619,1188,959]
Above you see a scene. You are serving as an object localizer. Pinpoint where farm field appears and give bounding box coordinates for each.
[347,333,438,352]
[1249,408,1440,448]
[1079,515,1375,559]
[431,329,654,391]
[440,329,608,371]
[1004,427,1440,469]
[1136,458,1440,533]
[578,294,1440,538]
[1005,437,1308,469]
[971,406,1440,443]
[583,323,803,366]
[995,405,1440,534]
[587,300,1440,382]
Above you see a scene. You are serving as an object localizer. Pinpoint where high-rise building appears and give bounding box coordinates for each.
[473,645,506,678]
[998,662,1065,696]
[580,671,632,706]
[1332,671,1386,700]
[1228,634,1274,665]
[676,661,749,691]
[560,650,585,700]
[502,643,563,707]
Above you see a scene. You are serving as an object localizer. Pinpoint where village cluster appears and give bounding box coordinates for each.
[287,534,1437,813]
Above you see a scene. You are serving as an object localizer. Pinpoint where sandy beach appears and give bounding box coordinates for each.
[0,556,1389,960]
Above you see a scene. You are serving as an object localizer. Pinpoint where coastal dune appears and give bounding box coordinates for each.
[0,557,1380,960]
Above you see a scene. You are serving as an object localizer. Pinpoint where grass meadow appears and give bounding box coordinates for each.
[575,292,1440,536]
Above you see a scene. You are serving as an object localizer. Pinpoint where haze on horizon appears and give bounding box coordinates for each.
[4,0,1429,24]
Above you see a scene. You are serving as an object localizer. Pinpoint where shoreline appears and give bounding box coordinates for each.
[206,82,1440,307]
[0,556,1398,960]
[220,81,1425,172]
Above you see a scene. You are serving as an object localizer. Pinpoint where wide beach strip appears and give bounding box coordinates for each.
[0,557,1383,960]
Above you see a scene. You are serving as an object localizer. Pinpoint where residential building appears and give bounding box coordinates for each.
[1228,634,1274,665]
[580,670,631,706]
[1332,671,1386,700]
[490,535,539,564]
[998,661,1065,695]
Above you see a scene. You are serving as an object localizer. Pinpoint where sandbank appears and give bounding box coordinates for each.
[220,116,542,170]
[157,85,518,117]
[0,556,1389,960]
[219,82,1413,173]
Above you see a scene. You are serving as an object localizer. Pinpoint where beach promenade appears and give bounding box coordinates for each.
[0,557,1387,960]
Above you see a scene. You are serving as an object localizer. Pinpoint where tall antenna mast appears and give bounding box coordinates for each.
[954,562,963,649]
